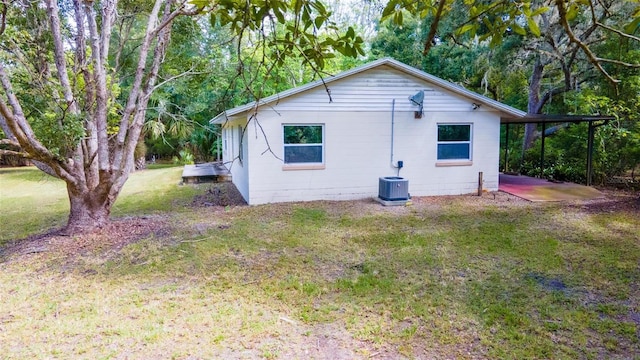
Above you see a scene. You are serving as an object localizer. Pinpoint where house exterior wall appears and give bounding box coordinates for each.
[222,65,503,205]
[241,109,500,204]
[221,119,249,202]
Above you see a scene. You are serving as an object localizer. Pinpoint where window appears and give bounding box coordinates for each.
[283,124,324,164]
[224,126,233,161]
[237,125,243,162]
[223,129,228,154]
[437,124,471,161]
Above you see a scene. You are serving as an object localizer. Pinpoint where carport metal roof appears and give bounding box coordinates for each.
[501,114,615,124]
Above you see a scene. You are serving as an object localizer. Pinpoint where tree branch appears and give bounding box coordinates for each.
[0,2,6,36]
[113,14,136,75]
[0,66,49,159]
[100,0,117,71]
[589,0,640,42]
[114,0,176,193]
[44,0,79,115]
[84,1,112,174]
[115,0,165,162]
[251,114,283,162]
[596,21,640,42]
[596,58,640,68]
[152,69,209,93]
[0,138,19,147]
[0,64,77,183]
[151,0,201,39]
[423,0,449,55]
[555,0,620,88]
[0,149,30,158]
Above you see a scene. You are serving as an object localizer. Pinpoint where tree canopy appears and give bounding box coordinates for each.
[372,0,639,182]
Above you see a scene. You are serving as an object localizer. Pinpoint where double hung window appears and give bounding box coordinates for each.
[437,124,472,161]
[283,125,324,164]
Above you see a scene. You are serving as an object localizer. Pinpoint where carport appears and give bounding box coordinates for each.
[501,114,615,186]
[497,114,614,201]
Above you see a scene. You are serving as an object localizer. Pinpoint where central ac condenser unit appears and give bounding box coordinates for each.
[378,177,409,201]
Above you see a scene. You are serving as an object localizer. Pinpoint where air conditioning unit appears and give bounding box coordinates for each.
[378,177,409,201]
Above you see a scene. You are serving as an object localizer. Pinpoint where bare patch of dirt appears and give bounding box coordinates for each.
[313,191,529,220]
[259,321,394,360]
[0,216,169,264]
[575,188,640,214]
[192,182,247,207]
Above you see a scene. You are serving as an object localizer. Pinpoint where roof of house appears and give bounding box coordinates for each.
[210,57,527,124]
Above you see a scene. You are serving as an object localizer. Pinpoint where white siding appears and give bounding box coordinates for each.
[235,66,502,205]
[259,66,473,113]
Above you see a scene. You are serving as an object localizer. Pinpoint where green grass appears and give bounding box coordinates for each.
[0,165,197,243]
[0,166,639,359]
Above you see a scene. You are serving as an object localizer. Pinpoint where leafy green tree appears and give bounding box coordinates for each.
[0,0,363,234]
[370,16,423,67]
[376,0,639,183]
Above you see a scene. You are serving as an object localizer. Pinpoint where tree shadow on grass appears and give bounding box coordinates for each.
[0,216,171,268]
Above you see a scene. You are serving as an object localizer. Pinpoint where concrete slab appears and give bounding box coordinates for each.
[374,197,411,206]
[499,174,603,202]
[182,163,231,183]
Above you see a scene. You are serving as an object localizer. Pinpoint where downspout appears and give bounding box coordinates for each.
[390,99,401,176]
[390,99,395,168]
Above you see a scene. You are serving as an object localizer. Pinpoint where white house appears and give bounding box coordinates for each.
[210,58,526,205]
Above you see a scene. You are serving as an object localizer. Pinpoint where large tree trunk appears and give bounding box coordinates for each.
[66,187,112,234]
[134,133,147,171]
[523,56,577,153]
[523,58,545,151]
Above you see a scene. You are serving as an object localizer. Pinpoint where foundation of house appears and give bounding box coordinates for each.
[374,197,411,206]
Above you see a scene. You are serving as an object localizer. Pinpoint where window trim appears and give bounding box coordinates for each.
[436,123,473,163]
[282,164,326,171]
[282,123,325,167]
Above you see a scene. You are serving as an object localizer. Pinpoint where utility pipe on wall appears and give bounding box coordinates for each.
[390,99,396,167]
[390,99,403,176]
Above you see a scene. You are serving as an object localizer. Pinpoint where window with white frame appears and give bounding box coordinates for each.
[283,124,324,164]
[437,124,472,161]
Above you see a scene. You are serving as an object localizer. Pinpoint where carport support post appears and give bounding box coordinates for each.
[504,123,510,172]
[217,127,222,162]
[586,121,595,186]
[539,122,546,178]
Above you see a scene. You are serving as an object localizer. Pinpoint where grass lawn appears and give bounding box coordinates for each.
[0,166,638,359]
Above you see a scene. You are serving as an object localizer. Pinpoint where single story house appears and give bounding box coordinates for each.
[210,58,526,205]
